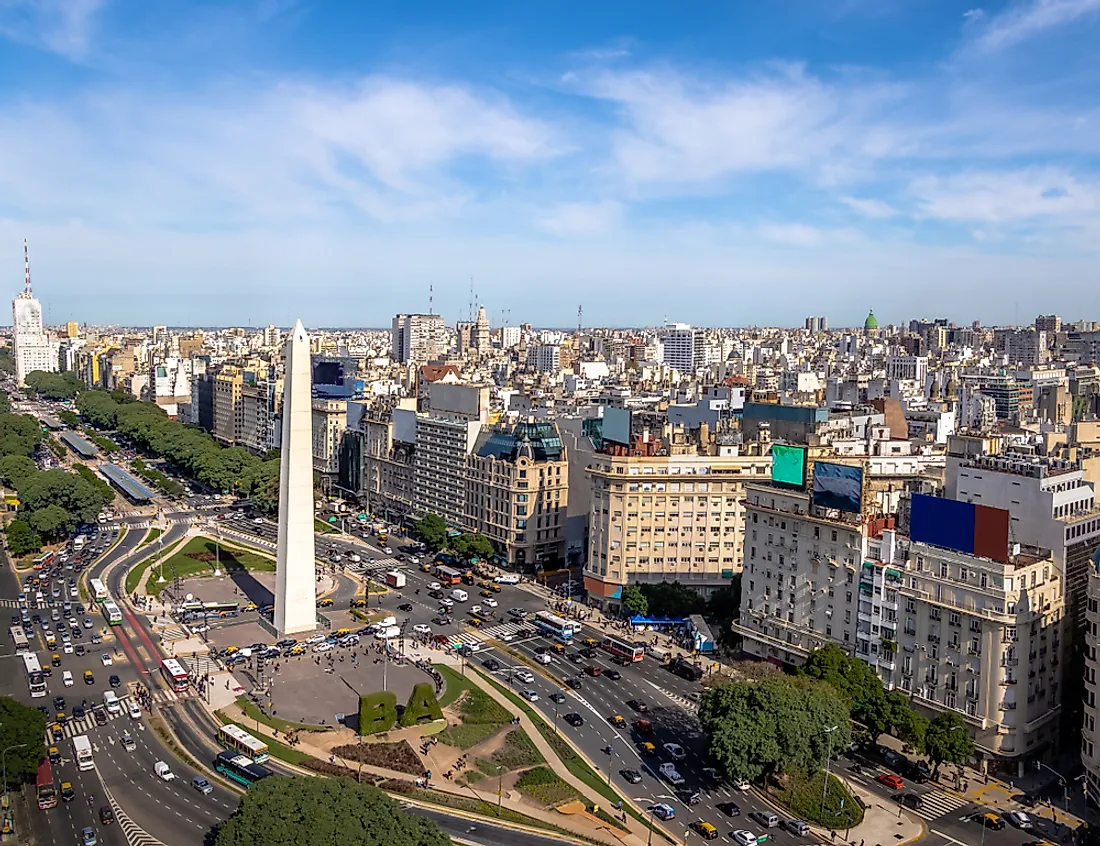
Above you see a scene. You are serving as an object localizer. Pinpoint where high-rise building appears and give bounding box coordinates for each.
[263,324,281,348]
[1035,314,1062,335]
[274,320,317,635]
[65,321,79,339]
[212,365,245,445]
[528,344,561,373]
[12,240,59,383]
[312,399,347,480]
[885,355,929,386]
[413,414,481,528]
[661,323,703,374]
[472,306,491,355]
[391,313,446,364]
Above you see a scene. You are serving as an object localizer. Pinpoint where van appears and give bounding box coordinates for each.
[154,761,175,781]
[648,646,669,662]
[375,626,400,640]
[103,690,121,715]
[376,615,397,628]
[63,670,74,687]
[450,589,468,602]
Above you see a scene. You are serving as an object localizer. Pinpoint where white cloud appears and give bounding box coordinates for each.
[0,0,103,60]
[969,0,1100,52]
[538,201,623,237]
[754,223,863,248]
[911,168,1100,223]
[839,196,898,218]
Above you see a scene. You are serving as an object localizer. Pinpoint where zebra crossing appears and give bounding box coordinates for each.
[453,620,537,647]
[180,652,219,676]
[51,696,135,740]
[846,768,969,821]
[159,625,190,643]
[0,597,20,608]
[349,556,404,576]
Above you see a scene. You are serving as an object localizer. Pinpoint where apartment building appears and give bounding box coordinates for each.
[1082,552,1100,806]
[212,365,245,445]
[413,414,481,528]
[391,313,446,365]
[584,435,771,612]
[312,399,347,478]
[239,372,283,454]
[467,420,568,568]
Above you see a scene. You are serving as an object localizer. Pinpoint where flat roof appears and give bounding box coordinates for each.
[60,431,98,459]
[98,463,154,502]
[41,415,65,431]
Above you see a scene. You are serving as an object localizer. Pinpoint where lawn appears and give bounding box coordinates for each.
[124,546,168,596]
[139,527,163,548]
[147,536,275,597]
[434,663,473,708]
[774,770,864,829]
[435,664,514,750]
[410,788,599,842]
[436,723,500,750]
[475,729,543,774]
[315,519,338,534]
[233,695,329,734]
[515,766,579,806]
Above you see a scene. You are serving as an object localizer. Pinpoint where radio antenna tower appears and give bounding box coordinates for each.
[469,277,475,322]
[577,304,583,333]
[23,238,33,295]
[429,284,434,315]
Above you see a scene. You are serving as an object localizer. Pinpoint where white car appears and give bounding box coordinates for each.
[349,555,361,563]
[659,763,684,785]
[1004,811,1033,830]
[514,670,535,683]
[494,574,521,585]
[730,832,757,846]
[522,689,539,702]
[440,598,454,607]
[312,642,334,653]
[413,624,432,635]
[500,632,516,642]
[63,642,74,654]
[191,624,209,633]
[663,742,686,760]
[128,700,142,719]
[428,581,442,591]
[62,670,74,687]
[305,634,327,644]
[483,598,498,608]
[470,605,482,615]
[101,653,113,666]
[536,653,552,664]
[253,518,264,525]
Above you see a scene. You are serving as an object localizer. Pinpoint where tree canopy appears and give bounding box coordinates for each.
[214,776,450,846]
[621,585,649,617]
[5,519,42,556]
[19,468,110,524]
[76,390,120,429]
[451,533,493,561]
[23,371,83,400]
[637,580,706,618]
[0,454,38,488]
[0,696,47,789]
[700,676,851,784]
[415,513,448,552]
[0,413,44,458]
[0,390,9,414]
[924,712,974,773]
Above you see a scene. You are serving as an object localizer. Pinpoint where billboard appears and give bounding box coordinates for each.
[771,444,807,488]
[909,494,1009,564]
[603,407,632,446]
[811,462,863,513]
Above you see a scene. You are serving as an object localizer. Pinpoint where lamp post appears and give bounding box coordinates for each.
[497,764,504,816]
[1034,761,1070,812]
[820,725,839,825]
[2,743,28,809]
[606,740,614,785]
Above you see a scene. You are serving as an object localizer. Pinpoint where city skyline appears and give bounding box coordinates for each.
[1,0,1099,325]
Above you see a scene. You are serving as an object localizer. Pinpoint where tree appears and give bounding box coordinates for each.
[19,468,110,523]
[886,691,928,752]
[58,410,80,427]
[5,520,42,556]
[0,413,44,458]
[0,695,47,789]
[799,643,893,739]
[76,390,120,429]
[23,371,83,400]
[0,455,38,488]
[415,513,448,552]
[451,533,493,562]
[639,580,706,618]
[700,675,851,784]
[621,585,649,617]
[924,712,973,776]
[28,504,75,540]
[0,390,9,414]
[216,776,450,846]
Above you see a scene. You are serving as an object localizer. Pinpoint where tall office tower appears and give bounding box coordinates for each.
[274,320,317,635]
[661,323,703,374]
[391,313,446,364]
[472,305,491,355]
[263,324,281,348]
[65,321,79,339]
[12,240,59,384]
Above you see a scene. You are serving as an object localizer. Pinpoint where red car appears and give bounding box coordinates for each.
[877,773,905,790]
[585,665,603,676]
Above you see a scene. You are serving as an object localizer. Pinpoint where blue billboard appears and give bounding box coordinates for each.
[811,462,863,513]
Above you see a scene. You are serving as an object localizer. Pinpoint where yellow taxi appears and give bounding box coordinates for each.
[48,746,61,764]
[288,645,306,656]
[976,813,1005,831]
[420,563,433,573]
[51,653,62,667]
[488,583,502,593]
[350,598,368,609]
[82,670,95,684]
[609,715,626,727]
[480,589,493,598]
[690,822,718,840]
[318,598,334,608]
[468,618,483,628]
[583,638,598,647]
[50,723,64,742]
[335,628,352,637]
[638,741,656,755]
[552,643,566,653]
[243,603,258,612]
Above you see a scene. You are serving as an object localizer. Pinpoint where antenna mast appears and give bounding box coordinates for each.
[469,277,475,323]
[23,238,32,295]
[429,284,434,315]
[577,304,583,334]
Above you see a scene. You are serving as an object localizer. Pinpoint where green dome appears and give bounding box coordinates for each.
[864,309,878,330]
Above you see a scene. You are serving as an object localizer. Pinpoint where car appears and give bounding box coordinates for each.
[584,665,602,676]
[974,812,1005,831]
[428,581,442,591]
[748,814,778,831]
[73,704,85,719]
[522,689,539,702]
[93,708,107,726]
[431,616,451,626]
[482,658,501,671]
[564,713,584,727]
[482,597,497,607]
[730,831,758,846]
[877,773,905,790]
[663,742,686,760]
[549,692,566,704]
[191,776,213,795]
[514,670,535,683]
[98,804,115,825]
[440,598,454,608]
[313,642,334,653]
[649,803,676,821]
[100,653,113,666]
[63,641,74,654]
[604,669,621,680]
[565,678,582,689]
[81,826,98,846]
[658,762,684,785]
[121,732,136,751]
[54,695,66,709]
[63,670,74,687]
[620,768,643,784]
[627,699,648,712]
[1004,811,1034,830]
[717,802,742,817]
[678,789,702,806]
[61,781,75,801]
[91,634,102,644]
[893,792,924,810]
[83,670,95,685]
[470,605,482,615]
[480,589,493,598]
[689,821,718,840]
[128,700,142,719]
[109,674,121,687]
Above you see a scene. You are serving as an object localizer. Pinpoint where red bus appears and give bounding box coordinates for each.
[36,758,57,809]
[161,658,189,693]
[434,565,463,586]
[601,634,645,663]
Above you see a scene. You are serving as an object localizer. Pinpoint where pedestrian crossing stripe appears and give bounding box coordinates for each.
[48,694,139,741]
[0,598,19,608]
[906,790,968,821]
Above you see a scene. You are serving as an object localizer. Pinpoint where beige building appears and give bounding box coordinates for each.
[584,429,771,610]
[312,399,348,478]
[467,421,568,568]
[212,365,245,445]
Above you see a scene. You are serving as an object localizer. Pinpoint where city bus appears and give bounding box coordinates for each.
[36,758,57,809]
[213,751,272,787]
[532,611,580,642]
[89,578,109,603]
[217,724,270,763]
[71,735,94,772]
[22,652,47,698]
[101,600,122,626]
[180,601,238,621]
[435,565,463,586]
[601,633,646,663]
[10,625,30,651]
[160,658,190,693]
[33,551,55,569]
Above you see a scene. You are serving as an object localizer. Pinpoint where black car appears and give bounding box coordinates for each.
[717,802,741,817]
[579,647,597,659]
[482,659,501,671]
[893,793,924,811]
[677,789,701,806]
[569,653,585,664]
[564,713,584,727]
[549,692,567,704]
[620,769,643,784]
[428,590,443,599]
[54,696,66,709]
[276,638,296,648]
[109,674,121,688]
[906,760,932,783]
[397,603,413,612]
[627,699,649,712]
[73,705,85,719]
[93,708,107,726]
[604,669,622,680]
[565,678,582,690]
[431,616,451,626]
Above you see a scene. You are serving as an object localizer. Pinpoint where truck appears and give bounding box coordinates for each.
[659,762,685,785]
[154,761,175,781]
[71,735,94,771]
[450,588,468,602]
[669,657,703,682]
[385,571,406,589]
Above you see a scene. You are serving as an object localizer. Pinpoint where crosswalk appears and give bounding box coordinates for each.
[0,598,20,608]
[181,652,219,676]
[51,696,135,740]
[845,768,969,821]
[348,557,404,576]
[159,625,190,643]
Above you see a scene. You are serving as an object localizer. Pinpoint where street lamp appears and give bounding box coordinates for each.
[2,743,28,809]
[1035,761,1070,812]
[820,725,839,825]
[497,764,504,816]
[606,740,614,785]
[637,794,675,846]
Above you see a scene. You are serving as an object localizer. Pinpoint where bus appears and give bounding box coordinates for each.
[101,600,122,626]
[213,751,272,787]
[601,634,645,663]
[36,759,57,809]
[217,724,270,763]
[532,611,580,642]
[89,578,109,603]
[33,551,55,569]
[22,652,47,698]
[10,625,30,651]
[180,601,238,622]
[435,565,463,586]
[161,658,190,693]
[71,735,94,772]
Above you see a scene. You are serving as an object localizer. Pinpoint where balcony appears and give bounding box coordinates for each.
[1001,701,1018,711]
[1001,678,1017,686]
[1002,657,1019,667]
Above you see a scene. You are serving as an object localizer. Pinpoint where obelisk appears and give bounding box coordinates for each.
[274,319,317,635]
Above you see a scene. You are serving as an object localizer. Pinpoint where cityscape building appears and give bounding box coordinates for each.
[11,240,59,383]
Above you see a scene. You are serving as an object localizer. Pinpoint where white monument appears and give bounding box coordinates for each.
[274,319,317,635]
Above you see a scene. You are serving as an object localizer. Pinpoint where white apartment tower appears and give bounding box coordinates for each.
[662,323,703,374]
[12,240,58,384]
[391,313,446,364]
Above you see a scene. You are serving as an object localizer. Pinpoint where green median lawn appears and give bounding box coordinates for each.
[147,536,274,597]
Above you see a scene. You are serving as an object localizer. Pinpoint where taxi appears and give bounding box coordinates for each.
[55,711,67,726]
[83,670,95,684]
[583,638,598,647]
[420,562,433,572]
[609,714,626,727]
[487,583,502,593]
[335,628,352,637]
[51,653,62,667]
[60,782,75,802]
[689,821,718,840]
[50,724,64,742]
[223,646,240,655]
[48,746,61,764]
[638,741,657,755]
[480,589,494,598]
[318,598,334,608]
[288,644,306,656]
[242,603,258,612]
[468,617,483,628]
[552,643,566,653]
[976,812,1005,831]
[350,598,368,609]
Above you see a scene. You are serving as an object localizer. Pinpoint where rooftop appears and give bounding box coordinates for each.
[98,463,154,502]
[477,420,563,462]
[60,431,98,459]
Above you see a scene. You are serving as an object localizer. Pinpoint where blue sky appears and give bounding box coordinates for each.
[1,0,1099,328]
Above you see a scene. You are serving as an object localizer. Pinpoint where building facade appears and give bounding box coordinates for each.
[391,313,446,364]
[311,399,348,479]
[661,323,703,374]
[12,241,58,383]
[413,415,481,528]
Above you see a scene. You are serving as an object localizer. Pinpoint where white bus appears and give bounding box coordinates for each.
[532,611,580,642]
[101,600,122,626]
[89,578,109,603]
[217,724,270,763]
[160,658,190,693]
[9,625,30,651]
[21,652,47,698]
[71,735,94,771]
